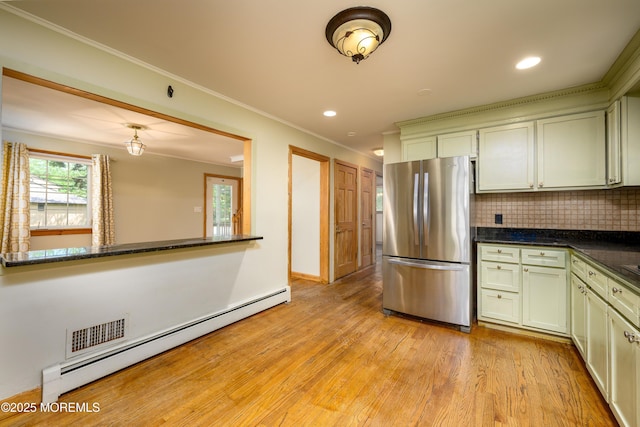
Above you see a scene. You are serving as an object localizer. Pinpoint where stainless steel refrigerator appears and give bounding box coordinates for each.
[382,156,474,332]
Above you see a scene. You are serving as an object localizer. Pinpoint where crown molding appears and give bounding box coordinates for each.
[396,82,607,129]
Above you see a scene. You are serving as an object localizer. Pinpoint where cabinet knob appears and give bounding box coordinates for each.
[624,331,640,343]
[497,249,502,254]
[539,182,544,187]
[540,252,545,256]
[497,265,502,270]
[612,287,622,294]
[529,183,534,188]
[497,294,502,299]
[588,271,595,276]
[523,268,529,272]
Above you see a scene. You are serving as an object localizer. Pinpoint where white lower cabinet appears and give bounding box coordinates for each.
[480,289,520,323]
[478,244,568,335]
[609,307,640,427]
[572,270,609,397]
[586,290,608,398]
[570,253,640,427]
[570,274,587,357]
[522,265,568,333]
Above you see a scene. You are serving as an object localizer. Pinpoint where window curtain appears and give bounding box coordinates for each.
[0,141,31,253]
[91,154,115,246]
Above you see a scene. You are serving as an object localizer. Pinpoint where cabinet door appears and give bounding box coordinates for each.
[536,111,606,189]
[522,265,568,333]
[480,289,520,324]
[608,307,640,427]
[621,96,640,186]
[586,290,608,398]
[607,100,622,185]
[570,275,587,358]
[437,130,477,158]
[402,137,437,161]
[480,261,520,292]
[477,122,535,191]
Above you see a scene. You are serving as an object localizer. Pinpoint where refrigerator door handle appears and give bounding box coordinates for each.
[413,173,419,246]
[387,258,465,271]
[423,172,429,244]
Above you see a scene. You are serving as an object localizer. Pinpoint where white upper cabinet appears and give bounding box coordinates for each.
[402,136,437,161]
[621,96,640,186]
[607,100,622,186]
[478,122,535,191]
[437,130,477,158]
[536,111,606,189]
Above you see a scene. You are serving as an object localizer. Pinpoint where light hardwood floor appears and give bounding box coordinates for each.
[1,260,616,426]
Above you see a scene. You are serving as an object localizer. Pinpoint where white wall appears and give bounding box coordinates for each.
[0,8,382,399]
[291,155,320,277]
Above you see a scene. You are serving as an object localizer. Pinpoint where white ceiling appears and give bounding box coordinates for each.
[2,0,640,160]
[1,75,246,167]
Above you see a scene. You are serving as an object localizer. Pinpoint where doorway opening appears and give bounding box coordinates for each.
[288,146,329,284]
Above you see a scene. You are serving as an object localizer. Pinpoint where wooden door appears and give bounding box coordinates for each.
[360,167,374,268]
[334,160,358,279]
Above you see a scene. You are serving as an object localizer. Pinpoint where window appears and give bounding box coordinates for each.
[376,184,383,212]
[29,153,91,230]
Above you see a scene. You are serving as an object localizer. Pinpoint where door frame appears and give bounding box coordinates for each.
[203,173,243,237]
[360,166,375,268]
[288,146,330,284]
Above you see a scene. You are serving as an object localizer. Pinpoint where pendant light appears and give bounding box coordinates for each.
[124,124,146,156]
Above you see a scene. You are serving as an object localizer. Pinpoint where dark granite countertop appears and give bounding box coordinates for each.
[476,227,640,292]
[0,235,263,268]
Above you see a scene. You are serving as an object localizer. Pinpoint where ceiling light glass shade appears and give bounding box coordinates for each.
[124,127,146,156]
[326,7,391,64]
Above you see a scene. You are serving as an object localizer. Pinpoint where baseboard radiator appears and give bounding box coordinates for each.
[42,287,290,403]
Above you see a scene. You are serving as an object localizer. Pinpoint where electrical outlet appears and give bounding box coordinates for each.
[495,214,503,224]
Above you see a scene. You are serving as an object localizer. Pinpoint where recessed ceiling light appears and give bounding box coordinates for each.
[417,88,432,96]
[347,131,356,137]
[516,56,541,70]
[323,110,337,117]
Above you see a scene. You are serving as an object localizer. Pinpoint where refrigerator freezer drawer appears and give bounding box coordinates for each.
[382,256,471,329]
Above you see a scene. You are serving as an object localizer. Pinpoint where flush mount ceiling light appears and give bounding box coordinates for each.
[325,6,392,64]
[516,56,541,70]
[124,124,146,156]
[373,148,384,156]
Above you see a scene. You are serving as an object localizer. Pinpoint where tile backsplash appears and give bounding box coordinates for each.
[474,188,640,231]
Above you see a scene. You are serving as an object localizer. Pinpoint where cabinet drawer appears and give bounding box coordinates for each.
[522,248,566,268]
[480,245,520,263]
[585,265,608,301]
[480,289,520,324]
[609,281,640,328]
[570,255,587,281]
[480,261,520,292]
